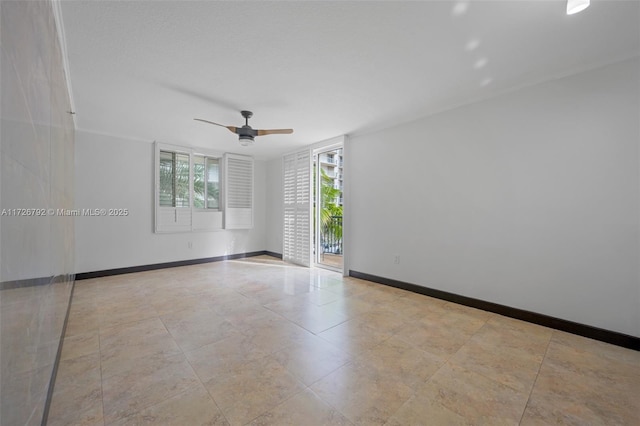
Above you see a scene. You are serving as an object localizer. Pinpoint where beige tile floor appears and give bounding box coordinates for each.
[49,256,640,425]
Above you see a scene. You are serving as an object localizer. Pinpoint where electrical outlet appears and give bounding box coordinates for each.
[188,242,193,249]
[394,255,400,264]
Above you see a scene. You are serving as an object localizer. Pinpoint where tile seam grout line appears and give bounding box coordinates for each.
[517,331,554,424]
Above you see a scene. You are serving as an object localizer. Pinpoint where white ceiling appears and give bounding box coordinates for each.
[60,1,640,159]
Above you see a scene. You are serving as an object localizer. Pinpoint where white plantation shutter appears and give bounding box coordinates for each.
[283,150,311,266]
[224,153,254,229]
[283,154,296,261]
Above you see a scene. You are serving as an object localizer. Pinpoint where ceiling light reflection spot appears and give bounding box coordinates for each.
[452,1,469,17]
[567,0,590,15]
[474,58,488,69]
[481,78,493,87]
[465,38,480,51]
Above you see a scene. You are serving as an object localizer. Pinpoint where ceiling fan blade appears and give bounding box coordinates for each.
[194,118,237,134]
[256,129,294,136]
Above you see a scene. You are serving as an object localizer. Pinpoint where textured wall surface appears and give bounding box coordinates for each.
[0,1,75,424]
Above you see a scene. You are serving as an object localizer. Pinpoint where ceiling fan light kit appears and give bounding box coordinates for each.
[239,135,254,146]
[195,110,293,147]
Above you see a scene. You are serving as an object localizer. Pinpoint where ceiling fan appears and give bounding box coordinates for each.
[195,110,293,146]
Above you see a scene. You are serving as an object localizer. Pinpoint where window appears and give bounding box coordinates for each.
[159,151,190,207]
[155,142,228,233]
[193,155,219,209]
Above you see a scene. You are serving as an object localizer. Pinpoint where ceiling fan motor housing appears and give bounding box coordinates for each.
[238,110,256,145]
[238,124,255,146]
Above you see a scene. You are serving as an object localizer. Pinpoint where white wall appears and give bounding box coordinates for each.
[348,57,640,337]
[266,157,283,254]
[75,130,267,273]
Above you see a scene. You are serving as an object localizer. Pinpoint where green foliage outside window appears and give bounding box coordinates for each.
[159,151,190,207]
[320,168,342,241]
[160,151,219,209]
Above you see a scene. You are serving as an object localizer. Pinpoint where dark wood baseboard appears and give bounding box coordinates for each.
[75,250,280,280]
[263,251,283,259]
[0,274,71,290]
[349,270,639,351]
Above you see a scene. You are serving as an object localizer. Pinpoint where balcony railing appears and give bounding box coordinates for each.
[321,216,343,255]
